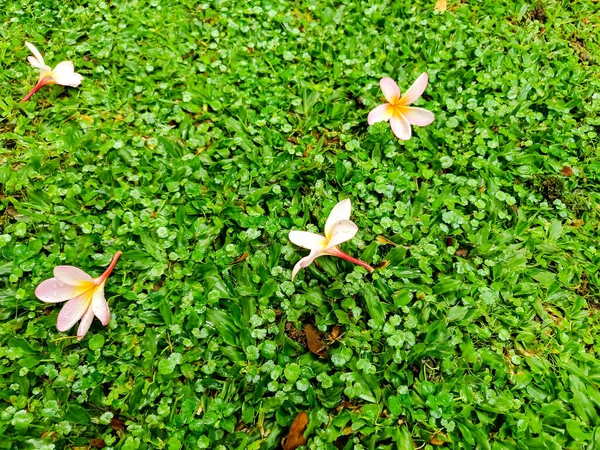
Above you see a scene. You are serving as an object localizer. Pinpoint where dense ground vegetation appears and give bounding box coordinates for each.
[1,0,600,448]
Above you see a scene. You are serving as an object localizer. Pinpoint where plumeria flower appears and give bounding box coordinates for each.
[289,199,374,280]
[20,41,83,103]
[367,73,434,140]
[35,252,122,340]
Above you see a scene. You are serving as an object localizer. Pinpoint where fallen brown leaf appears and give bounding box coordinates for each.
[434,0,447,11]
[283,411,309,450]
[330,325,341,340]
[336,401,362,412]
[455,248,468,258]
[373,260,390,269]
[230,252,249,264]
[110,417,125,432]
[375,235,398,246]
[430,433,448,445]
[570,219,584,228]
[305,324,327,358]
[560,166,574,177]
[90,438,107,449]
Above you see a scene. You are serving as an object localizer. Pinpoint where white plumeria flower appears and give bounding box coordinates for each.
[367,73,434,140]
[21,41,83,103]
[35,252,122,340]
[289,199,374,280]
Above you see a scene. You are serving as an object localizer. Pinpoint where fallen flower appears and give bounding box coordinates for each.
[367,73,434,140]
[289,199,374,280]
[35,252,122,340]
[21,41,83,103]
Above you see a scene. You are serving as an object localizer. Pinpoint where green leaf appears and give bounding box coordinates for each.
[64,404,91,425]
[362,283,385,329]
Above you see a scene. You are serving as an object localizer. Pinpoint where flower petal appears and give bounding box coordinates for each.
[398,73,429,106]
[56,292,93,332]
[324,199,352,240]
[367,103,393,125]
[35,278,91,303]
[390,114,412,140]
[401,107,435,126]
[25,42,45,67]
[54,266,94,285]
[380,77,400,103]
[50,61,83,87]
[325,219,358,249]
[291,249,324,280]
[77,307,95,340]
[27,56,44,69]
[91,283,110,326]
[289,230,328,250]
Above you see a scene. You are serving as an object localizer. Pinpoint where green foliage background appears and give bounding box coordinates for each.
[1,0,600,449]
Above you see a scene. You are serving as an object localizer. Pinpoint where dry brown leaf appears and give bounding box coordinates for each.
[305,324,327,358]
[230,252,249,264]
[430,433,448,445]
[283,411,309,450]
[434,0,447,11]
[330,325,341,340]
[373,260,390,269]
[110,417,125,432]
[570,219,584,228]
[90,438,107,449]
[560,166,574,177]
[455,248,468,258]
[336,401,362,412]
[375,235,398,246]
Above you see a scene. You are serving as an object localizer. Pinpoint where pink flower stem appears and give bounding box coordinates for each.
[96,251,123,284]
[329,246,375,273]
[20,80,45,103]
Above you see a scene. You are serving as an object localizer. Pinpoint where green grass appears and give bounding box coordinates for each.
[1,0,600,449]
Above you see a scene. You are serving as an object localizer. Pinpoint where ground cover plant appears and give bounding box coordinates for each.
[1,0,600,448]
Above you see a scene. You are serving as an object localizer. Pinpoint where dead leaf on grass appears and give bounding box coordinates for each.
[560,166,574,177]
[230,252,249,264]
[90,438,107,449]
[283,411,309,450]
[305,324,327,358]
[430,432,449,445]
[375,235,398,246]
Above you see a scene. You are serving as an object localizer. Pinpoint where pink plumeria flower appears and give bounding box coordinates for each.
[289,199,374,280]
[367,73,434,140]
[35,252,122,340]
[21,41,83,103]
